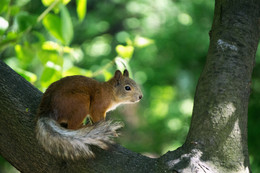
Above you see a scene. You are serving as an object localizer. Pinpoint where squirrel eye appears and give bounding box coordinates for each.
[125,86,131,91]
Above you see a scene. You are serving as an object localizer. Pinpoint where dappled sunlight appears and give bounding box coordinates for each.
[210,102,236,128]
[5,0,260,171]
[217,39,238,51]
[179,99,193,116]
[85,36,112,57]
[167,118,182,131]
[96,21,110,32]
[0,17,9,34]
[134,36,154,48]
[178,13,193,26]
[124,18,140,29]
[134,71,147,85]
[151,101,169,118]
[149,85,176,119]
[46,61,62,71]
[116,31,130,43]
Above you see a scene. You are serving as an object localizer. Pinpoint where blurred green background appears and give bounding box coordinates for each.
[0,0,259,172]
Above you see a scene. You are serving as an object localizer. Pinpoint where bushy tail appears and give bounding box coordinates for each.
[36,117,123,160]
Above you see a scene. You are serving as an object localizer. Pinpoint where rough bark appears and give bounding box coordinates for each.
[0,0,260,172]
[0,60,168,173]
[161,0,260,173]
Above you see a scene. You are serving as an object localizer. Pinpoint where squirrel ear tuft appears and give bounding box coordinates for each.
[123,69,129,77]
[114,70,122,80]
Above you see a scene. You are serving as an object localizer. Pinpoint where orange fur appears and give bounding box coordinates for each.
[37,70,143,129]
[36,70,143,159]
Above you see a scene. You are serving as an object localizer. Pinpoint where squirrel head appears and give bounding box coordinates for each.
[111,69,143,103]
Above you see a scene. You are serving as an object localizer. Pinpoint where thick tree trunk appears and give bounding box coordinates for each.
[0,0,259,172]
[161,0,260,173]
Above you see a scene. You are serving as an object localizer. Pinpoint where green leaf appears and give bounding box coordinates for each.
[60,4,73,45]
[15,44,36,68]
[0,0,10,13]
[42,0,71,7]
[42,6,73,45]
[0,32,18,52]
[42,0,55,6]
[41,41,74,54]
[41,0,71,13]
[42,41,62,51]
[9,6,20,16]
[42,13,64,43]
[103,70,113,81]
[15,12,37,32]
[32,31,46,44]
[76,0,87,22]
[38,50,63,66]
[15,68,37,83]
[40,65,62,89]
[62,0,71,5]
[14,0,30,7]
[115,45,134,59]
[5,57,37,83]
[63,66,91,76]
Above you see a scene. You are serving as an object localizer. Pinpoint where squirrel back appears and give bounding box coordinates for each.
[36,69,142,159]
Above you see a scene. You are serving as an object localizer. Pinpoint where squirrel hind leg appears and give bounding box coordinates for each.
[67,107,89,129]
[67,103,90,129]
[55,94,90,130]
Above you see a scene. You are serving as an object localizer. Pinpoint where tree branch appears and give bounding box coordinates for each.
[0,60,171,173]
[1,0,259,172]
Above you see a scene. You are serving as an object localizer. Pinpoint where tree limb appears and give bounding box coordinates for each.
[1,0,260,172]
[0,60,172,173]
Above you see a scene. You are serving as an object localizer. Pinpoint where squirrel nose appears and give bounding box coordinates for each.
[139,95,143,100]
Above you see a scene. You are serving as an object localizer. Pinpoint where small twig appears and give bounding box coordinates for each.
[37,0,60,23]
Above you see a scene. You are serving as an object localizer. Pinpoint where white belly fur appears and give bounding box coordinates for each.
[107,103,122,112]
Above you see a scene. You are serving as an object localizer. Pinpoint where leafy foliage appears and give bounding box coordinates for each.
[0,0,260,172]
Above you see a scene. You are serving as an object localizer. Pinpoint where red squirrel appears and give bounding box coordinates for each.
[36,69,142,159]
